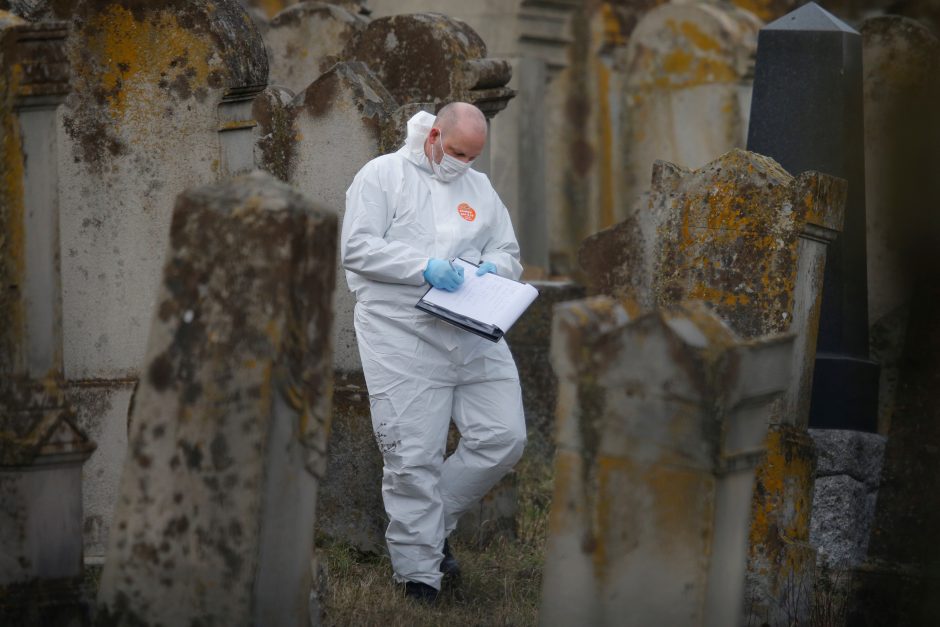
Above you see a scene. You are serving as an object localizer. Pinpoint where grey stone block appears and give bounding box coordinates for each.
[810,428,887,489]
[810,474,876,568]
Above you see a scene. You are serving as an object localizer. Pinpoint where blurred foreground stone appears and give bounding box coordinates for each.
[580,147,846,622]
[540,299,792,626]
[96,172,336,627]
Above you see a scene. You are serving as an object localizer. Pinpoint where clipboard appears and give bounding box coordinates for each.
[415,258,539,342]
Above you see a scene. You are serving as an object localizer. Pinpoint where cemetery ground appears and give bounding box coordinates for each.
[319,448,553,626]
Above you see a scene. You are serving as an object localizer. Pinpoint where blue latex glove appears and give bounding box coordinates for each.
[424,258,464,291]
[476,261,498,277]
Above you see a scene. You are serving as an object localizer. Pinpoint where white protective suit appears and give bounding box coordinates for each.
[341,111,526,590]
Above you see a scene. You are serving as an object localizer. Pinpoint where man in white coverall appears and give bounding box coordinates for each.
[341,103,526,602]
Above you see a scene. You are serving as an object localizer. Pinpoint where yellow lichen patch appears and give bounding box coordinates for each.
[547,451,581,535]
[80,5,216,122]
[646,463,712,551]
[678,21,724,53]
[600,3,626,48]
[647,19,738,89]
[748,426,814,573]
[662,49,693,75]
[256,0,291,20]
[689,284,752,307]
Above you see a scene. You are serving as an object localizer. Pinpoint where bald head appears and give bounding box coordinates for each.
[424,102,487,166]
[434,102,487,136]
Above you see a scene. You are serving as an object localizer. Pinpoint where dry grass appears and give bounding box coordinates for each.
[318,446,555,627]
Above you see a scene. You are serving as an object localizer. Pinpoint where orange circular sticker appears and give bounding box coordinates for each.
[457,203,476,222]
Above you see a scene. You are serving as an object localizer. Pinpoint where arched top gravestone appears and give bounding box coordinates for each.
[266,1,368,94]
[623,2,760,90]
[343,12,515,117]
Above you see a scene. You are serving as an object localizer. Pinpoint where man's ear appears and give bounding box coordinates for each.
[428,127,440,142]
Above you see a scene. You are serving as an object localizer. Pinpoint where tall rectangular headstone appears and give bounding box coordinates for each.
[96,172,336,627]
[0,12,96,624]
[31,0,269,560]
[746,1,878,431]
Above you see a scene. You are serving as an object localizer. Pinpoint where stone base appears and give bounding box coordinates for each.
[809,429,887,569]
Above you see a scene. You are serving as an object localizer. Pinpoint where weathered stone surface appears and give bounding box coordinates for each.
[17,0,270,559]
[316,373,385,552]
[863,16,940,434]
[343,12,515,118]
[541,298,792,626]
[96,171,336,627]
[810,475,875,568]
[810,428,887,490]
[579,147,846,625]
[288,61,398,373]
[266,2,367,94]
[618,2,760,218]
[506,280,585,455]
[0,14,95,624]
[253,84,298,183]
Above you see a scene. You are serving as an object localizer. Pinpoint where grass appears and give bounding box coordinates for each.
[318,443,555,627]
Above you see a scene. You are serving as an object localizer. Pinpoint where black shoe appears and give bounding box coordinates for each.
[404,581,440,604]
[441,539,461,579]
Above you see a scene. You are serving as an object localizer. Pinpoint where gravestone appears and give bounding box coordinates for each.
[618,2,760,218]
[579,148,847,624]
[342,13,515,121]
[845,15,940,627]
[266,2,368,94]
[97,172,336,627]
[540,298,793,626]
[746,2,878,432]
[285,61,399,373]
[31,0,268,560]
[862,16,939,435]
[0,11,96,624]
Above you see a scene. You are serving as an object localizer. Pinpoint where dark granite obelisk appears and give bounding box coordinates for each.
[746,2,878,431]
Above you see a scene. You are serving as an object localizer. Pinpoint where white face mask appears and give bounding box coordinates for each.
[430,132,473,183]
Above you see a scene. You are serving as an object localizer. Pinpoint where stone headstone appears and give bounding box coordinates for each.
[579,147,847,624]
[34,0,268,560]
[0,12,96,624]
[287,61,398,372]
[862,16,939,435]
[746,2,878,432]
[540,298,793,626]
[618,2,760,216]
[96,171,336,627]
[342,12,515,120]
[266,2,367,94]
[846,15,940,627]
